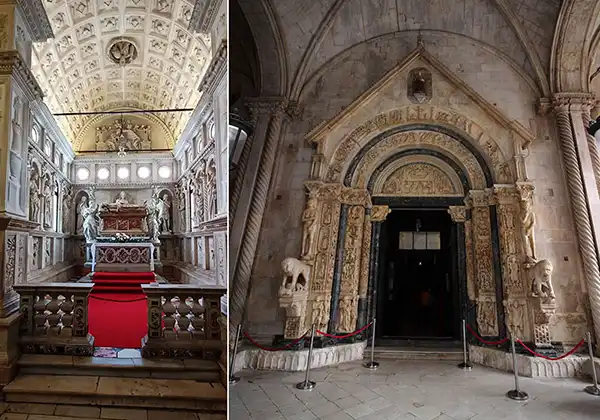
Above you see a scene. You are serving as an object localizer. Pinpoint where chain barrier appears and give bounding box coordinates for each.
[316,321,373,339]
[242,330,309,352]
[516,338,585,361]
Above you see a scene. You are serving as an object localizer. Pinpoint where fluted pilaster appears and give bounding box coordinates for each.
[553,98,600,343]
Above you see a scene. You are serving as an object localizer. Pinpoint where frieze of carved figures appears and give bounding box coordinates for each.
[503,299,526,339]
[278,257,310,339]
[476,296,498,336]
[358,217,372,298]
[517,183,536,262]
[340,188,370,206]
[340,206,365,293]
[310,295,329,331]
[4,235,16,294]
[471,206,494,294]
[337,295,358,332]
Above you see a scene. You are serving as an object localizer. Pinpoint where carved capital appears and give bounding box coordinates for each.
[447,206,467,223]
[370,205,391,222]
[550,93,596,114]
[466,189,493,208]
[493,185,518,205]
[340,187,370,206]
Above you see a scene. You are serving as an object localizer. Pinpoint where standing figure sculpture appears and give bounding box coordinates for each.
[30,172,41,223]
[62,185,73,233]
[42,178,52,229]
[519,186,536,262]
[156,193,171,232]
[82,200,99,242]
[76,196,88,234]
[145,198,160,242]
[301,197,318,258]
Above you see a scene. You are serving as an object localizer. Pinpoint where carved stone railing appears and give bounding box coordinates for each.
[14,283,94,356]
[91,241,155,272]
[141,284,226,359]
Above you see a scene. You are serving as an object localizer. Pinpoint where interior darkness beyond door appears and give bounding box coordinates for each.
[378,209,456,340]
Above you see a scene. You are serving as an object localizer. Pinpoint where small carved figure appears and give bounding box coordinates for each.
[476,301,497,336]
[311,296,327,329]
[528,259,555,302]
[337,296,356,332]
[504,299,525,339]
[301,197,318,258]
[279,257,310,296]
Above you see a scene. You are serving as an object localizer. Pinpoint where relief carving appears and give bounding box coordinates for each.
[337,295,358,332]
[4,235,16,293]
[340,206,365,294]
[471,206,494,293]
[95,119,151,151]
[476,296,498,336]
[503,299,526,338]
[379,163,458,196]
[310,295,329,331]
[370,205,391,222]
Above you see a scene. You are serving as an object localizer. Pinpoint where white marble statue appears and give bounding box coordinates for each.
[529,259,555,302]
[82,200,99,242]
[62,186,73,233]
[29,172,40,223]
[157,193,171,232]
[42,178,52,228]
[145,198,160,242]
[115,191,129,208]
[76,196,88,234]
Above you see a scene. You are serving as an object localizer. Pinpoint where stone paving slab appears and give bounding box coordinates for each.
[230,360,600,419]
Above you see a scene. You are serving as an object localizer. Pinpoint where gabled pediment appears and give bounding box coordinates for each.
[305,45,535,154]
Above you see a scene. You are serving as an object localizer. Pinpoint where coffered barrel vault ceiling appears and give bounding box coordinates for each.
[31,0,212,149]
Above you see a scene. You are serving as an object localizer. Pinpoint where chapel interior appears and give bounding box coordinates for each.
[0,0,227,417]
[229,0,600,406]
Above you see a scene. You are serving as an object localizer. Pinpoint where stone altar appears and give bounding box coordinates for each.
[91,241,155,272]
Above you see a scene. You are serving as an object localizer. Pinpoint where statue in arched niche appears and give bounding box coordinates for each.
[82,200,99,242]
[62,184,73,233]
[76,195,88,234]
[29,169,41,223]
[156,193,172,233]
[42,175,53,229]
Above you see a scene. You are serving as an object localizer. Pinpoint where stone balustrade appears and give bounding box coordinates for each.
[14,283,95,356]
[141,284,227,360]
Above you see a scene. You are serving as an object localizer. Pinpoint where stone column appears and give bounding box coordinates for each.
[448,206,468,315]
[229,99,289,341]
[467,190,499,337]
[0,1,52,386]
[552,95,600,344]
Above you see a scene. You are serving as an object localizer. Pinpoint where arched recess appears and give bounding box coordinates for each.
[280,112,533,345]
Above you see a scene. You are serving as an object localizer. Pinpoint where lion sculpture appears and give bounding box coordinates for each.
[279,257,310,296]
[528,259,555,302]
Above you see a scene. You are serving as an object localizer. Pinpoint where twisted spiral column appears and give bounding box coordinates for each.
[229,132,253,228]
[229,108,285,343]
[581,112,600,198]
[555,108,600,343]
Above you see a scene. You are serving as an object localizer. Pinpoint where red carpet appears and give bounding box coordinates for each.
[88,272,154,348]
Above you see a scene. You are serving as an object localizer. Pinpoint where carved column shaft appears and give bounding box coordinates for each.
[229,105,285,340]
[554,105,600,343]
[581,111,600,198]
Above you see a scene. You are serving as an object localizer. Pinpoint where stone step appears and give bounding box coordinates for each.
[18,355,220,381]
[2,374,226,412]
[371,347,464,361]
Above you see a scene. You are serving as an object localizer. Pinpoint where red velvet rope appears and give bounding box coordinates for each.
[467,324,509,346]
[517,338,585,361]
[316,321,373,339]
[243,331,308,352]
[89,295,147,303]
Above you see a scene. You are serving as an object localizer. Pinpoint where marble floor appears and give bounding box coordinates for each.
[230,360,600,420]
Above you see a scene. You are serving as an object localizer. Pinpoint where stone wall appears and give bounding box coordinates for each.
[242,30,588,345]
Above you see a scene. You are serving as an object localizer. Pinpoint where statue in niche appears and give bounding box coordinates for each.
[76,196,88,234]
[156,193,171,232]
[528,259,555,303]
[42,177,52,229]
[476,301,497,336]
[62,185,73,233]
[311,296,327,330]
[504,300,525,339]
[29,171,40,223]
[279,257,310,296]
[145,198,160,242]
[301,197,318,258]
[518,186,536,262]
[175,185,186,231]
[82,200,99,242]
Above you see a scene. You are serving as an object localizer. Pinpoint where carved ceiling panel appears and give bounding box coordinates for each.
[31,0,212,146]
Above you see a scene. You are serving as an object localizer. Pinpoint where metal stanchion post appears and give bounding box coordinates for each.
[506,333,528,401]
[458,319,473,371]
[584,332,600,396]
[296,324,316,390]
[364,318,379,370]
[229,324,242,385]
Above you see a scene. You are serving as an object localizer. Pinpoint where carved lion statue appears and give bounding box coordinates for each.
[528,259,555,301]
[279,257,310,296]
